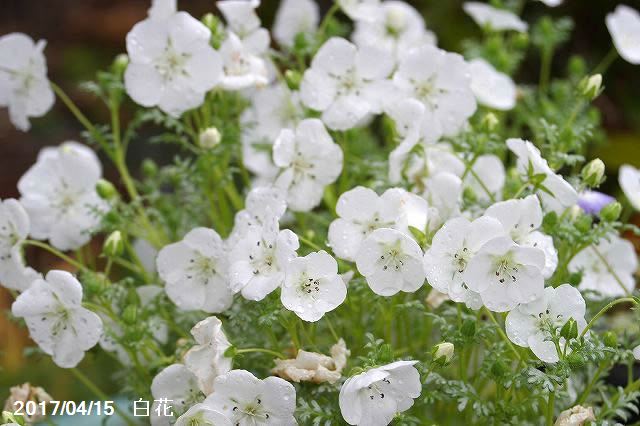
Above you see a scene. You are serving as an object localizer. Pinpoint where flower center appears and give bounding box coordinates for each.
[377,240,407,272]
[231,397,270,424]
[249,240,276,275]
[365,377,392,401]
[299,274,321,295]
[453,246,470,273]
[493,254,519,284]
[155,40,190,81]
[186,254,218,284]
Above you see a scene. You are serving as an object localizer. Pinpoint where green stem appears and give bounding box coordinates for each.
[70,368,137,426]
[236,348,286,359]
[23,240,86,270]
[580,297,637,339]
[317,3,340,39]
[325,315,340,342]
[539,47,554,92]
[484,308,523,363]
[591,246,632,297]
[592,47,619,75]
[546,391,555,426]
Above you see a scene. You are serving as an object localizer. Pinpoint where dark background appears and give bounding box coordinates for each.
[1,0,639,401]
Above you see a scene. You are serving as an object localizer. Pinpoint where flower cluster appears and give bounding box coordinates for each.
[2,0,640,425]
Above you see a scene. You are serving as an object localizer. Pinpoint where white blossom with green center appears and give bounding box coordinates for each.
[424,216,506,310]
[17,142,108,251]
[280,251,346,322]
[300,37,395,131]
[0,33,54,131]
[124,11,222,117]
[506,284,587,363]
[204,370,296,425]
[356,228,425,296]
[339,361,421,426]
[273,118,343,212]
[229,217,299,301]
[464,236,545,312]
[11,270,103,368]
[157,227,234,313]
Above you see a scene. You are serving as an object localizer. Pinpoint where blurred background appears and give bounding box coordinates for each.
[1,0,640,408]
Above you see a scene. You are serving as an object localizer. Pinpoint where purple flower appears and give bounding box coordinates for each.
[578,190,615,215]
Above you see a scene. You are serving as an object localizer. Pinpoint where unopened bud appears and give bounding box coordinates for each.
[433,342,455,364]
[284,70,302,90]
[111,53,129,76]
[123,305,137,325]
[96,179,118,200]
[600,201,622,222]
[199,127,222,149]
[560,318,578,341]
[481,112,499,132]
[103,231,124,257]
[603,331,617,348]
[581,159,605,188]
[142,159,158,178]
[579,74,603,101]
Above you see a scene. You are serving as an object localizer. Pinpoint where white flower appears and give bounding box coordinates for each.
[338,0,380,21]
[424,172,463,230]
[0,33,54,131]
[506,284,587,363]
[203,369,297,425]
[606,5,640,65]
[184,316,232,396]
[633,345,640,361]
[619,164,640,210]
[356,228,425,296]
[538,0,563,7]
[328,187,405,262]
[507,138,579,213]
[229,218,299,301]
[272,339,349,384]
[227,186,288,247]
[18,142,108,251]
[352,1,436,59]
[151,364,202,425]
[424,216,505,309]
[280,251,347,322]
[11,270,103,368]
[124,11,222,117]
[175,404,231,426]
[3,383,53,424]
[273,0,319,48]
[484,195,558,278]
[468,58,516,110]
[300,37,394,130]
[156,227,234,313]
[273,118,343,212]
[133,238,158,274]
[339,361,421,426]
[218,0,269,55]
[0,198,39,291]
[569,235,638,298]
[220,32,269,90]
[464,237,545,312]
[554,405,596,426]
[434,342,455,362]
[393,45,476,140]
[240,84,304,180]
[463,2,528,32]
[148,0,177,21]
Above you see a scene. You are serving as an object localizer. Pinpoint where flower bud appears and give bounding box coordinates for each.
[581,159,605,188]
[96,179,118,200]
[600,201,622,222]
[122,305,137,325]
[603,331,617,348]
[199,127,222,149]
[111,53,129,76]
[433,342,454,364]
[560,318,578,340]
[224,345,238,358]
[284,70,302,90]
[566,352,585,369]
[574,214,592,232]
[579,74,603,101]
[481,112,499,132]
[142,159,158,178]
[103,231,124,257]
